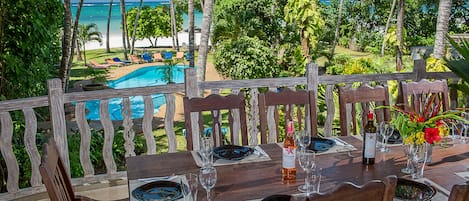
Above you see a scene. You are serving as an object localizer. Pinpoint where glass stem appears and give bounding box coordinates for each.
[305,170,311,196]
[206,189,211,201]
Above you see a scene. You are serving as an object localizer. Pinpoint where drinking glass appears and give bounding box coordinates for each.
[411,144,428,179]
[184,173,198,201]
[309,166,322,193]
[461,112,469,144]
[401,144,414,174]
[379,122,394,153]
[199,166,217,201]
[199,136,214,167]
[296,130,312,150]
[451,121,464,143]
[297,148,316,196]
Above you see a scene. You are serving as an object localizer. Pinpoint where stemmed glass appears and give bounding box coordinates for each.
[452,121,465,144]
[379,122,394,152]
[183,173,198,201]
[199,136,214,167]
[297,148,316,196]
[296,130,312,150]
[199,166,217,201]
[411,144,428,179]
[401,144,414,174]
[461,112,469,144]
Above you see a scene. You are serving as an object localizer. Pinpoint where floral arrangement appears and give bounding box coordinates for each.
[390,94,464,145]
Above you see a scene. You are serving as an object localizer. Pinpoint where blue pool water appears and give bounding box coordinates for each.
[86,65,189,120]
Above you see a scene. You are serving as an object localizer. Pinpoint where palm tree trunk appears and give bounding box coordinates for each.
[396,0,405,71]
[130,0,143,55]
[189,0,195,68]
[196,0,214,82]
[83,44,87,65]
[106,0,113,53]
[76,42,82,61]
[433,0,452,59]
[65,0,84,91]
[170,0,178,51]
[60,0,72,90]
[330,0,344,59]
[381,0,397,57]
[120,0,128,60]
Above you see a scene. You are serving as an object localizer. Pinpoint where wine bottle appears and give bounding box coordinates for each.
[363,111,377,165]
[282,120,296,183]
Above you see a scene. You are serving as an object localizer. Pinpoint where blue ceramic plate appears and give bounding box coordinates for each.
[307,137,336,153]
[132,181,183,201]
[213,145,254,160]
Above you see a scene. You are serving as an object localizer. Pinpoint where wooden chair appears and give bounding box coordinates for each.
[258,88,317,144]
[183,93,248,150]
[40,139,128,201]
[338,84,390,136]
[448,184,469,201]
[399,79,450,113]
[308,175,397,201]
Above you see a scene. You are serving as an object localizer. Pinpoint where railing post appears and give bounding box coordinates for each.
[185,68,200,150]
[413,59,427,81]
[47,78,70,176]
[306,63,318,135]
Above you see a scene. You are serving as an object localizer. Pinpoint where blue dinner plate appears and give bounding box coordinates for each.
[213,145,254,160]
[307,137,336,153]
[132,180,183,201]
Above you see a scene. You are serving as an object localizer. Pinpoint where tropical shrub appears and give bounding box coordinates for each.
[214,36,280,79]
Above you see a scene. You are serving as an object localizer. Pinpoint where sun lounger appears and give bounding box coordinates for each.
[153,53,163,62]
[105,58,124,66]
[130,54,143,64]
[185,52,191,61]
[89,60,111,69]
[175,52,184,60]
[163,52,173,60]
[113,57,131,64]
[142,53,152,63]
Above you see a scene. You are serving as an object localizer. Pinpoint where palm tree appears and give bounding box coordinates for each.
[78,23,103,65]
[330,0,344,59]
[120,0,128,60]
[196,0,215,82]
[170,0,179,51]
[106,0,113,53]
[433,0,453,59]
[60,0,72,89]
[188,0,195,68]
[395,0,405,71]
[130,0,143,55]
[381,0,397,57]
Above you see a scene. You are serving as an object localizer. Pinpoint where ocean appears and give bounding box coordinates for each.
[72,1,204,49]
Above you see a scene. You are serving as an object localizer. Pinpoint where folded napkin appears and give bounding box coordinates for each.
[191,145,271,167]
[277,137,357,156]
[455,171,469,181]
[129,175,189,201]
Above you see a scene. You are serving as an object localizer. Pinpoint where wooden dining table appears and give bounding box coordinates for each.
[126,136,469,201]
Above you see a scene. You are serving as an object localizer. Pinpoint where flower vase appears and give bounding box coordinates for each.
[426,143,433,164]
[401,144,414,174]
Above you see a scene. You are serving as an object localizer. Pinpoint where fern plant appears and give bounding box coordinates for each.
[445,36,469,95]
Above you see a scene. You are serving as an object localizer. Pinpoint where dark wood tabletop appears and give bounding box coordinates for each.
[126,136,469,201]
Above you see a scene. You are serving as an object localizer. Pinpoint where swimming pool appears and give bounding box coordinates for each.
[85,65,189,120]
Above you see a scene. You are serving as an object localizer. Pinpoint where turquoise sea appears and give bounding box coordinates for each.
[72,1,204,36]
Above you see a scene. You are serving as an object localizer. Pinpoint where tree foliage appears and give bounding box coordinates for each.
[0,0,62,99]
[215,36,279,79]
[126,5,183,46]
[77,23,103,65]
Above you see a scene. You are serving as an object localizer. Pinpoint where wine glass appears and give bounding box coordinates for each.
[411,144,428,179]
[199,136,214,167]
[183,173,198,201]
[401,144,414,174]
[296,130,312,150]
[199,166,217,201]
[380,123,394,153]
[297,148,316,196]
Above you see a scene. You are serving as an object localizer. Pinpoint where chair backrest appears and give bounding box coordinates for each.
[448,184,469,201]
[258,88,317,143]
[142,53,151,62]
[163,52,173,60]
[175,52,184,59]
[399,79,449,113]
[308,175,397,201]
[153,53,163,60]
[338,84,390,136]
[39,138,76,201]
[183,93,248,150]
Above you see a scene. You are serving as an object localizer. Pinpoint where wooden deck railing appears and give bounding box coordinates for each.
[0,59,464,199]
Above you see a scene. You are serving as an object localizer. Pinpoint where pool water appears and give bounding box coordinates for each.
[86,65,189,120]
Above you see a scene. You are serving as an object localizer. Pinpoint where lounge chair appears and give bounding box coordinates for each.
[153,53,163,62]
[89,60,111,69]
[105,58,124,66]
[130,54,143,64]
[185,52,191,61]
[175,52,184,60]
[113,57,131,64]
[141,53,153,63]
[163,52,173,60]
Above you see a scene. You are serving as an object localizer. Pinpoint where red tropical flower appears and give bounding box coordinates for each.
[424,127,441,144]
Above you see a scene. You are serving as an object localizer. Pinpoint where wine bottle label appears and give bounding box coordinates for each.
[282,147,296,168]
[364,132,377,158]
